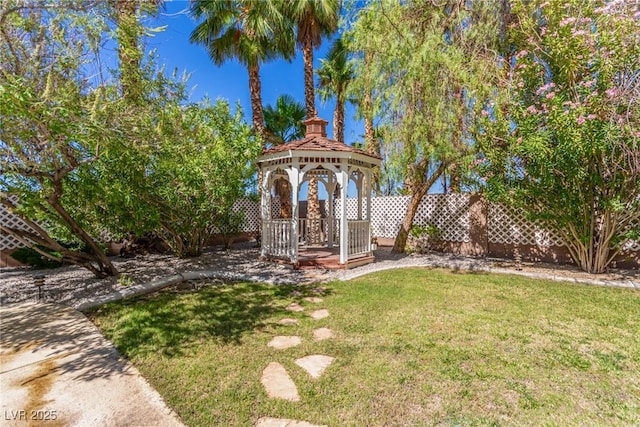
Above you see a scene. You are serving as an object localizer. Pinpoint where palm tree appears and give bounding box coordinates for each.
[317,37,354,143]
[189,0,294,139]
[286,0,339,118]
[263,94,306,145]
[286,0,339,244]
[264,94,306,218]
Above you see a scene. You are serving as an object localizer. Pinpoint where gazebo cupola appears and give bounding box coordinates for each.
[257,116,381,268]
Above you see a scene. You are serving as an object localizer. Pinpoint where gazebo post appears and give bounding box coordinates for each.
[365,169,373,253]
[260,170,272,258]
[327,172,335,248]
[355,171,364,221]
[287,164,300,264]
[339,161,349,264]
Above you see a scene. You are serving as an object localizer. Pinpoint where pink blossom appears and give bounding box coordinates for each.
[583,79,596,88]
[546,92,556,99]
[517,137,523,144]
[526,105,538,115]
[572,30,587,37]
[536,83,555,95]
[587,114,597,120]
[481,110,489,117]
[540,27,547,36]
[634,11,640,19]
[517,81,525,88]
[605,88,618,98]
[516,50,528,58]
[559,17,577,27]
[577,116,586,125]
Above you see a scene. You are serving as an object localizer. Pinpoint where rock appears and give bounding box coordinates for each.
[309,309,329,320]
[295,355,335,379]
[278,318,299,325]
[261,362,299,402]
[303,297,323,304]
[313,328,334,341]
[286,302,304,312]
[267,336,301,350]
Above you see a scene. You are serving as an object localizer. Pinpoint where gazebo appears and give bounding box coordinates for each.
[257,117,381,268]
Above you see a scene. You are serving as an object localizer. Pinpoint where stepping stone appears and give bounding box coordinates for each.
[309,309,329,320]
[261,362,300,402]
[278,318,299,325]
[295,355,335,379]
[255,417,327,427]
[313,327,334,341]
[303,297,323,304]
[286,302,304,312]
[268,336,301,350]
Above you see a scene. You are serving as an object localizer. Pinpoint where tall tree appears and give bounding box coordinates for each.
[286,0,339,243]
[263,94,306,218]
[1,1,118,277]
[478,0,640,273]
[189,0,294,139]
[346,0,502,253]
[317,37,354,143]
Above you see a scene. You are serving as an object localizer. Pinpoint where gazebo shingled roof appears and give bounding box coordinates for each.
[261,117,382,160]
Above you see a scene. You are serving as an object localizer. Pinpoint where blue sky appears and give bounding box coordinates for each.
[146,1,364,145]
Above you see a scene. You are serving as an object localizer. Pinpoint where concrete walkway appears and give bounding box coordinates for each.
[0,302,183,427]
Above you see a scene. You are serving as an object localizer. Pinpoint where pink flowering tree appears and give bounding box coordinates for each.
[478,0,640,273]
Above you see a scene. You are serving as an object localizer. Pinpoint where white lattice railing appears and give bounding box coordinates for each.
[261,219,293,258]
[348,220,370,256]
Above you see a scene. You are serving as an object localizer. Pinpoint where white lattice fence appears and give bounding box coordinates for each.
[622,218,640,252]
[230,198,261,232]
[0,197,36,251]
[488,204,565,247]
[342,195,470,242]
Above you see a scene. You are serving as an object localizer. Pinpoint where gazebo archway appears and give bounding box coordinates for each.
[257,117,381,268]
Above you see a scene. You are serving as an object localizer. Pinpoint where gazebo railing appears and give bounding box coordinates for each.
[262,219,294,258]
[299,218,339,246]
[348,220,370,256]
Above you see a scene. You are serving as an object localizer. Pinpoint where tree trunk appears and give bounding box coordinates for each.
[47,195,117,277]
[302,38,316,118]
[392,162,448,253]
[275,178,292,218]
[114,0,142,103]
[334,89,345,143]
[248,63,266,141]
[307,176,321,245]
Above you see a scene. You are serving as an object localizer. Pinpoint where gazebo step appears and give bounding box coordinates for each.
[297,254,375,270]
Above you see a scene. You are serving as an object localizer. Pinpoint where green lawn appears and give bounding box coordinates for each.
[90,268,640,426]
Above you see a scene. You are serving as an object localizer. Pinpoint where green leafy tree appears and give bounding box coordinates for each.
[478,0,640,273]
[189,0,294,140]
[346,0,502,252]
[0,1,118,277]
[139,98,259,257]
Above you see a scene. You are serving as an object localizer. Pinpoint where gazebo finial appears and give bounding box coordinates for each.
[303,116,328,138]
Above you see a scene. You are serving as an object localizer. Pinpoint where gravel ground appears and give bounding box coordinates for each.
[1,242,637,309]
